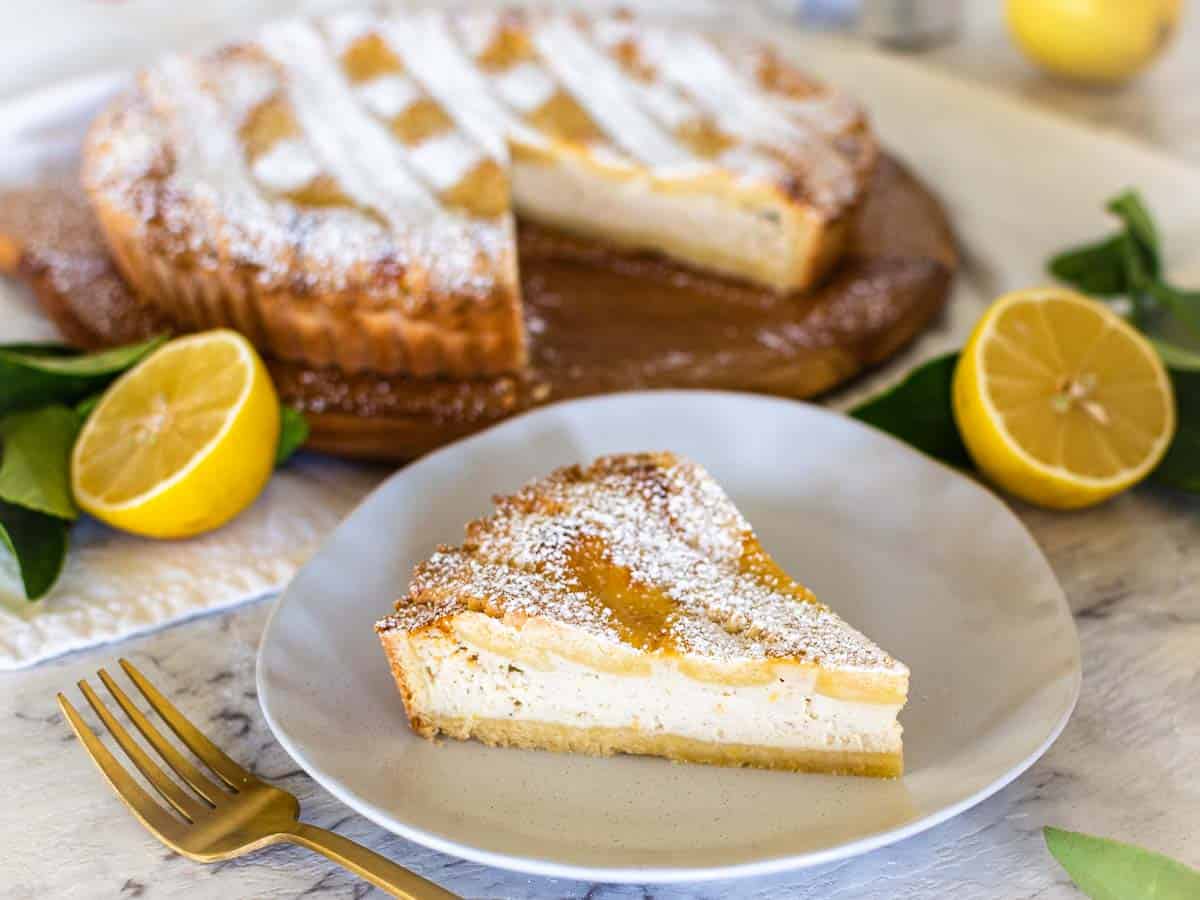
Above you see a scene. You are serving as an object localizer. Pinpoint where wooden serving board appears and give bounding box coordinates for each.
[0,154,956,462]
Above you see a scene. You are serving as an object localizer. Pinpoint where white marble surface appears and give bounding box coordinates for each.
[3,3,1200,898]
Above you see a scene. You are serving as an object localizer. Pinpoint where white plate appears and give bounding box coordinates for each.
[257,391,1079,883]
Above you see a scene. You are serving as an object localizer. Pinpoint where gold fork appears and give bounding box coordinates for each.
[58,658,457,899]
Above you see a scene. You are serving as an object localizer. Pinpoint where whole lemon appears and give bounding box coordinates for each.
[1006,0,1179,85]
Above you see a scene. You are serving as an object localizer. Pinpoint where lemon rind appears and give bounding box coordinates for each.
[970,289,1176,491]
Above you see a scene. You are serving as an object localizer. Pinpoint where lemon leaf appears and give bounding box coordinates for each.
[75,392,105,420]
[1153,368,1200,493]
[0,501,69,601]
[1152,340,1200,371]
[1049,189,1200,361]
[0,335,167,415]
[1106,190,1160,277]
[849,353,970,468]
[1148,282,1200,337]
[276,405,309,466]
[1048,234,1129,297]
[0,406,82,520]
[1045,827,1200,900]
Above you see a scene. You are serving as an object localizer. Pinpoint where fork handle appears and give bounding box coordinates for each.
[284,823,459,899]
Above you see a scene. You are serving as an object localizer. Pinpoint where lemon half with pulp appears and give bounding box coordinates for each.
[72,330,280,538]
[953,289,1175,510]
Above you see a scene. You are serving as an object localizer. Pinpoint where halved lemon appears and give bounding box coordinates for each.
[72,330,280,538]
[953,289,1175,510]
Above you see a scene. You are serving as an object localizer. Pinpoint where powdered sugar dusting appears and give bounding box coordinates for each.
[218,57,279,124]
[450,7,502,59]
[591,15,640,50]
[380,453,904,674]
[384,10,534,162]
[636,81,699,131]
[322,10,379,54]
[531,17,691,168]
[355,74,421,120]
[636,27,859,207]
[490,61,557,113]
[260,19,438,224]
[407,131,487,192]
[142,56,269,214]
[251,137,321,193]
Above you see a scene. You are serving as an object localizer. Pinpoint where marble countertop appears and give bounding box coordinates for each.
[4,4,1199,898]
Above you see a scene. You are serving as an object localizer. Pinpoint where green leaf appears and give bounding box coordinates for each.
[1,336,167,376]
[1119,238,1155,328]
[1045,827,1200,900]
[1048,189,1200,381]
[0,501,69,600]
[1153,368,1200,493]
[1152,340,1200,372]
[75,392,104,420]
[0,335,167,415]
[1148,281,1200,338]
[1106,190,1161,278]
[276,405,310,466]
[849,353,971,468]
[1048,234,1129,297]
[0,342,76,356]
[0,406,82,519]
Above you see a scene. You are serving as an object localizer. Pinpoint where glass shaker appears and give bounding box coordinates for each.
[762,0,963,50]
[859,0,963,49]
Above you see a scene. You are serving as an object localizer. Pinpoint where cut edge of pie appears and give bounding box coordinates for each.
[376,452,908,776]
[82,8,878,378]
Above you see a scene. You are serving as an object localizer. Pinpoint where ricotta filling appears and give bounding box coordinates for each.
[411,635,903,755]
[511,157,812,292]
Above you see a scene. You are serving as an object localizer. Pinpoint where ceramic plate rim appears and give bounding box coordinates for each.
[257,390,1080,884]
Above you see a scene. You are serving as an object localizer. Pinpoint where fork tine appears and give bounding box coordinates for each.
[119,659,255,791]
[99,672,236,811]
[98,669,228,807]
[78,680,208,822]
[58,693,187,843]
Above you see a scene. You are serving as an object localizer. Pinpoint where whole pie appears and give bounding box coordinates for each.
[377,452,909,776]
[82,8,878,378]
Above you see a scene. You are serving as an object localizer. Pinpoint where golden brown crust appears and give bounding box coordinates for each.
[92,186,526,377]
[379,623,429,735]
[0,233,20,274]
[83,95,527,378]
[409,713,903,777]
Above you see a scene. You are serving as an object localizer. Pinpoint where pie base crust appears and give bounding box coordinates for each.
[413,714,902,777]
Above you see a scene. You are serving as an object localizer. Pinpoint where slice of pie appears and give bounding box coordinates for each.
[82,8,876,378]
[376,452,908,776]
